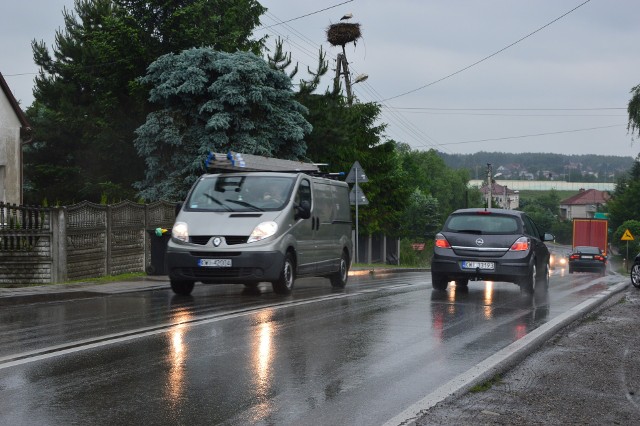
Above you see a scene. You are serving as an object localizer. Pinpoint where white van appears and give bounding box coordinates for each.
[165,172,353,295]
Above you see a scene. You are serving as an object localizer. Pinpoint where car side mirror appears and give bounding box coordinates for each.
[543,232,555,242]
[295,200,311,220]
[175,202,183,217]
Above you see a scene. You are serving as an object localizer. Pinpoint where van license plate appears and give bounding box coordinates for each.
[198,259,232,267]
[462,261,494,270]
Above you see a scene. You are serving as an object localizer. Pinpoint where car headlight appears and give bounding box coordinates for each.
[248,221,278,243]
[172,222,189,242]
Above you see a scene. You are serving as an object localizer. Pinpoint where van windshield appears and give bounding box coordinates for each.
[186,175,296,212]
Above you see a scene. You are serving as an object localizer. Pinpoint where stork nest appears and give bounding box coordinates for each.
[326,23,361,46]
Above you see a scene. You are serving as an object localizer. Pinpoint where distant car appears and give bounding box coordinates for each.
[568,246,607,276]
[430,208,554,294]
[631,253,640,288]
[549,251,568,269]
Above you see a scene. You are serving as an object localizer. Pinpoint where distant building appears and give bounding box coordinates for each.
[0,72,32,204]
[559,188,610,220]
[479,182,520,209]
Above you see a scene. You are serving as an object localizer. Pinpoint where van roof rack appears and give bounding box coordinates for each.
[205,152,320,174]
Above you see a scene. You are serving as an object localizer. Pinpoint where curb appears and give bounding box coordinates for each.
[384,279,630,426]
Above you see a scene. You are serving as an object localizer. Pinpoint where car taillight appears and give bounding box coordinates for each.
[510,237,529,251]
[570,254,579,260]
[434,233,451,249]
[594,255,605,262]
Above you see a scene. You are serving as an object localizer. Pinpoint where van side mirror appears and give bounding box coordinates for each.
[295,200,311,220]
[175,202,183,217]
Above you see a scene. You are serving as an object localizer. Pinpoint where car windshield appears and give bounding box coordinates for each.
[186,175,295,212]
[445,213,519,234]
[575,246,600,254]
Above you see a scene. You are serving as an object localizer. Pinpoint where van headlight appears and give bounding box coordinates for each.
[248,221,278,243]
[172,222,189,242]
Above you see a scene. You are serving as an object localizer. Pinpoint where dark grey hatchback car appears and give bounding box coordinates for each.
[430,208,554,294]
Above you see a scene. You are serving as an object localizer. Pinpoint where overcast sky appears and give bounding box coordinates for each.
[2,0,639,158]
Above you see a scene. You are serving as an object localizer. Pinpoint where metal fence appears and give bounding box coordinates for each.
[0,201,176,284]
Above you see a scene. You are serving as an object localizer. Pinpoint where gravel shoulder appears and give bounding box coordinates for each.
[416,284,640,425]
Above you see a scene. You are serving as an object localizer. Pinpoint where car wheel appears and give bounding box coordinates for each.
[568,267,573,274]
[631,263,640,288]
[432,273,449,291]
[520,262,536,295]
[536,262,550,290]
[455,279,469,288]
[330,250,350,288]
[171,280,194,296]
[272,252,295,294]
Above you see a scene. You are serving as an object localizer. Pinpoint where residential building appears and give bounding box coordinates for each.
[0,72,31,204]
[559,188,610,220]
[479,182,520,209]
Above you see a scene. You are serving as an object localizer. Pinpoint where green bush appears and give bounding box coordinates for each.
[400,238,433,267]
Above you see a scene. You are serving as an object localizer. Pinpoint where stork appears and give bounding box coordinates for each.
[340,13,352,20]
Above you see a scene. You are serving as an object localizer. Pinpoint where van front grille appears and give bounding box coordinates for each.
[189,235,249,245]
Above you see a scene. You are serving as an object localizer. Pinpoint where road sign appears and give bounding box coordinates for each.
[349,186,369,205]
[622,229,635,241]
[345,161,369,183]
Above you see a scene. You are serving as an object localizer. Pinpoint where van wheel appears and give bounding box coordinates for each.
[330,251,350,288]
[171,280,194,296]
[272,252,295,294]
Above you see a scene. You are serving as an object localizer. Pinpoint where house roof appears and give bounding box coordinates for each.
[560,188,610,206]
[479,182,518,195]
[0,71,32,141]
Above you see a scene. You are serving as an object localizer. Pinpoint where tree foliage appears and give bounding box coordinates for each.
[24,0,265,204]
[398,145,479,219]
[607,155,640,231]
[400,189,440,239]
[134,48,312,201]
[628,84,640,139]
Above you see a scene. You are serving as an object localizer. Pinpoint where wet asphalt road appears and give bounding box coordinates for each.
[0,269,620,425]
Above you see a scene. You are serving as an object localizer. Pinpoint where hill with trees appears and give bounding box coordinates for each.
[437,152,633,182]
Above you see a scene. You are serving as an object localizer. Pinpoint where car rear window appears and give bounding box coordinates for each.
[445,213,519,234]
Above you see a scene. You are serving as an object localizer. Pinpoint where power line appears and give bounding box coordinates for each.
[381,0,592,102]
[256,0,354,30]
[438,124,625,146]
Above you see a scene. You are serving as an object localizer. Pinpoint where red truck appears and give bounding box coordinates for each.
[572,219,608,256]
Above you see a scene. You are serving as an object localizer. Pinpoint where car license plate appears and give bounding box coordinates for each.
[580,255,593,259]
[461,261,495,270]
[198,259,232,267]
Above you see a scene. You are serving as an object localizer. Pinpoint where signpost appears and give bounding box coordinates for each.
[622,229,635,271]
[346,161,368,263]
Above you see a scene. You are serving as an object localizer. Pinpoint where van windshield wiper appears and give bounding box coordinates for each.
[203,194,232,211]
[225,199,264,212]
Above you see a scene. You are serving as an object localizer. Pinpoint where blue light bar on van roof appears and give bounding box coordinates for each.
[205,152,320,173]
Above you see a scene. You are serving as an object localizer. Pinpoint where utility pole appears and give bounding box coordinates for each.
[487,163,493,208]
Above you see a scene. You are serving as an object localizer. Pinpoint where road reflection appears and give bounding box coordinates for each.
[430,282,551,344]
[165,308,192,409]
[250,309,275,422]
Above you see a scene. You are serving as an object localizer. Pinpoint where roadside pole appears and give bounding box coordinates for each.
[346,161,369,264]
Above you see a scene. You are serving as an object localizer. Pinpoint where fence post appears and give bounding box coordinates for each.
[51,207,68,283]
[106,205,112,275]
